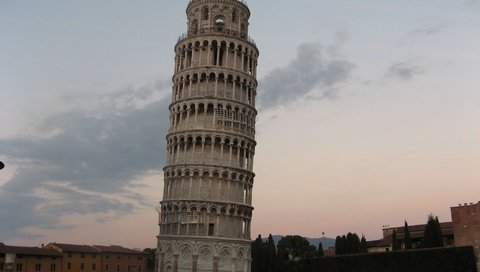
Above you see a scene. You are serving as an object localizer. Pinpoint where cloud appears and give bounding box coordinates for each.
[0,82,170,241]
[386,62,426,81]
[408,25,446,37]
[258,43,355,111]
[0,42,355,242]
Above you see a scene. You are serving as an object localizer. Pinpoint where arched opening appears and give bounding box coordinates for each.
[191,19,198,35]
[202,6,209,20]
[232,9,238,23]
[240,23,246,38]
[214,16,225,32]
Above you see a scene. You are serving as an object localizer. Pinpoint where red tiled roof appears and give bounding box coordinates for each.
[93,245,145,255]
[0,245,61,256]
[49,243,100,253]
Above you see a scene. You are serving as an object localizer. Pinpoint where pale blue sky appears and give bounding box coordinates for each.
[1,0,479,248]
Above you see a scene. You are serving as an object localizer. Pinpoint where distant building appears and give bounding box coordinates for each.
[0,243,146,272]
[93,245,146,272]
[451,201,480,271]
[367,222,454,252]
[45,243,101,272]
[0,243,62,272]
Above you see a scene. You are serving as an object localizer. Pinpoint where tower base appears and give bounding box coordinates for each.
[156,237,251,272]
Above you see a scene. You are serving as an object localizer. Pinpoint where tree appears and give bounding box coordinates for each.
[359,235,368,253]
[277,235,317,260]
[276,235,316,272]
[266,234,277,272]
[392,230,400,251]
[404,221,412,250]
[317,242,324,257]
[142,248,156,272]
[251,235,264,272]
[335,233,364,255]
[420,214,444,248]
[334,236,343,255]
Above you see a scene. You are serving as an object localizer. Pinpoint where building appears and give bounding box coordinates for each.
[367,222,454,252]
[451,202,480,271]
[45,243,101,272]
[0,243,62,272]
[156,0,259,271]
[93,245,146,272]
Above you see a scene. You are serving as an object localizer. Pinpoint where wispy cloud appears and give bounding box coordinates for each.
[258,42,355,111]
[386,61,426,81]
[0,82,170,241]
[408,25,447,37]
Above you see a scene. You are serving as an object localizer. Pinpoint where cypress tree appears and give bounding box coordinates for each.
[421,214,444,248]
[341,235,348,254]
[404,221,412,250]
[359,235,368,253]
[392,230,400,251]
[351,233,360,253]
[251,235,264,272]
[317,242,324,257]
[266,234,277,272]
[346,233,353,254]
[334,236,343,255]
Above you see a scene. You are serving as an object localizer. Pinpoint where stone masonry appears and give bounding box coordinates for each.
[451,201,480,271]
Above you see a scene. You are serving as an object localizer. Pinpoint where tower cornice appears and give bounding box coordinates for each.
[187,0,250,18]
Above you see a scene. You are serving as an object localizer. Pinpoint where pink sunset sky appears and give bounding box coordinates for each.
[1,0,479,249]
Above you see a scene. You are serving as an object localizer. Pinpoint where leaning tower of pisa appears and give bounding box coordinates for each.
[156,1,259,272]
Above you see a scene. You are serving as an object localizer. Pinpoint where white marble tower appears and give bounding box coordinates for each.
[156,1,258,271]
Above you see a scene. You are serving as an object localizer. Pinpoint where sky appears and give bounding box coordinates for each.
[0,0,479,249]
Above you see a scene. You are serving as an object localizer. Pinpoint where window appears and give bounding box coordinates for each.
[105,264,109,271]
[191,20,198,35]
[93,254,97,259]
[117,256,120,260]
[35,264,41,272]
[208,223,215,236]
[16,263,23,272]
[116,265,120,272]
[137,256,143,260]
[81,253,85,258]
[232,9,238,22]
[128,265,131,272]
[92,263,96,271]
[202,7,209,20]
[80,263,85,270]
[50,264,56,272]
[138,265,142,272]
[67,262,71,270]
[68,253,72,258]
[214,16,225,32]
[105,254,110,259]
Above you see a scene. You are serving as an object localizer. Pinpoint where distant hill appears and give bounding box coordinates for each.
[262,235,336,249]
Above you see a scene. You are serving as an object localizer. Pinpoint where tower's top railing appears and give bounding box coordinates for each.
[187,0,248,8]
[177,27,256,46]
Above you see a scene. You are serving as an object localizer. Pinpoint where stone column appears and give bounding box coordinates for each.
[192,255,199,272]
[213,256,219,272]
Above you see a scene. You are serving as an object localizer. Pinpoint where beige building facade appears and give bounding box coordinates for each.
[156,0,258,272]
